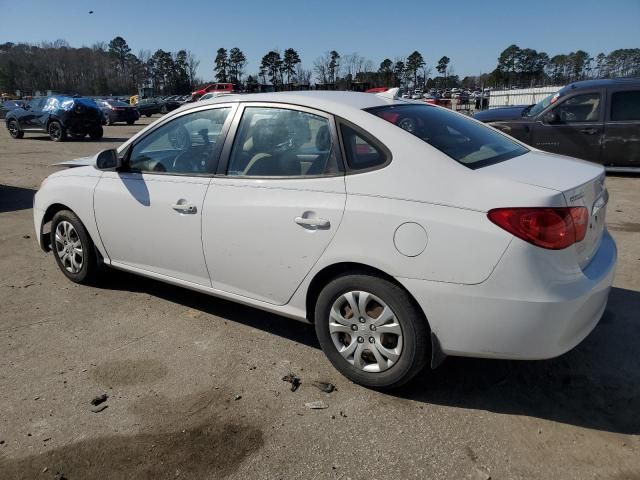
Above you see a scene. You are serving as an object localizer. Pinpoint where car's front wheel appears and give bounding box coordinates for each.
[50,210,98,284]
[48,121,66,142]
[127,119,135,125]
[314,273,429,389]
[7,119,24,139]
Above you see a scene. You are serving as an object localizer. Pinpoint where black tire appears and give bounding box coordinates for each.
[8,119,24,139]
[89,126,103,140]
[145,113,152,118]
[126,120,135,125]
[48,120,66,142]
[50,210,98,285]
[314,273,429,389]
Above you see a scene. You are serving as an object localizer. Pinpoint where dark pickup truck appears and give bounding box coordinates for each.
[473,79,640,171]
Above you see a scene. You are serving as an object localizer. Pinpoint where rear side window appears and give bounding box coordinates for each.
[340,124,389,170]
[367,104,528,169]
[611,91,640,121]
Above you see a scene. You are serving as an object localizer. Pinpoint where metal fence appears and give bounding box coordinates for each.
[487,86,562,108]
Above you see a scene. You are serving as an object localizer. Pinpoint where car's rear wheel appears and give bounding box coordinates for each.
[314,273,429,389]
[50,210,98,284]
[48,121,66,142]
[145,113,151,118]
[89,126,103,140]
[8,119,24,139]
[127,120,135,125]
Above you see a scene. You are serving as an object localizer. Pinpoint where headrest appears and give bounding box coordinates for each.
[252,119,288,152]
[315,125,331,151]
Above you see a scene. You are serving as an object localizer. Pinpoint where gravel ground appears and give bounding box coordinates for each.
[0,116,639,480]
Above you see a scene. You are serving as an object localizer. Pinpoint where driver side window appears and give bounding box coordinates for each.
[553,93,601,123]
[128,107,231,174]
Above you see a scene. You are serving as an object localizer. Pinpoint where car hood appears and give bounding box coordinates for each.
[473,105,530,122]
[53,154,97,167]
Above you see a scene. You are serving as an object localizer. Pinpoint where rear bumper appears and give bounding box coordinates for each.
[65,116,102,132]
[399,230,617,360]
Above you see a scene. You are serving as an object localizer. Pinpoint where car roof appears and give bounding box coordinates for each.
[560,78,640,93]
[189,90,411,117]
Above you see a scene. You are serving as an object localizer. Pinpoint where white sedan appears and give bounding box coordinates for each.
[33,89,617,389]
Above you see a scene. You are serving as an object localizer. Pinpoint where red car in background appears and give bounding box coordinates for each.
[191,83,239,100]
[365,87,389,94]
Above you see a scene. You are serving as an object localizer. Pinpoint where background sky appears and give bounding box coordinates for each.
[1,0,639,81]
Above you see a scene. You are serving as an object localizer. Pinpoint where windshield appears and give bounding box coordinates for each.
[367,104,528,169]
[526,91,561,117]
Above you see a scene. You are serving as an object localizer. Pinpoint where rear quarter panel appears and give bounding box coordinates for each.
[316,193,513,284]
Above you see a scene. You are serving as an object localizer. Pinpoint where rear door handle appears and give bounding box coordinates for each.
[172,202,197,214]
[295,216,330,228]
[580,128,598,135]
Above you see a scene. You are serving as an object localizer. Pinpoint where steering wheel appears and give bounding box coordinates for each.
[172,146,211,173]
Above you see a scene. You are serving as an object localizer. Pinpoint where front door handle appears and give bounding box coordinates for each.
[580,128,598,135]
[172,202,197,214]
[295,216,330,228]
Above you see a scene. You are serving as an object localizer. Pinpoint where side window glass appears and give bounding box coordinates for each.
[611,91,640,121]
[553,93,601,123]
[340,124,388,170]
[29,98,44,110]
[227,107,340,177]
[128,107,231,174]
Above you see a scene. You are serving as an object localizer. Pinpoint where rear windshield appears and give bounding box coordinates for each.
[366,104,529,169]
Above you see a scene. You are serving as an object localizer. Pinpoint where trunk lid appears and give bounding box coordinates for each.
[482,150,608,268]
[563,173,608,269]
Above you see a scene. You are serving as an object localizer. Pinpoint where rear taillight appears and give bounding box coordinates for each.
[488,207,588,250]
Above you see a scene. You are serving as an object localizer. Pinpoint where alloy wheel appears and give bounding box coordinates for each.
[49,123,62,140]
[8,121,19,137]
[329,291,403,372]
[54,221,84,274]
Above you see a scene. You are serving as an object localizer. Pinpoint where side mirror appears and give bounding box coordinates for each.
[542,111,560,124]
[96,149,122,170]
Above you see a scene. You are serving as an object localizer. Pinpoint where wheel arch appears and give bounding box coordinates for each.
[40,203,102,262]
[305,261,444,369]
[305,262,426,326]
[40,202,73,251]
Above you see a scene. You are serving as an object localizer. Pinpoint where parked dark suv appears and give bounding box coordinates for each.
[473,79,640,171]
[6,95,103,142]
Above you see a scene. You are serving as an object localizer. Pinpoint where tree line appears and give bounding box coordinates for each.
[480,44,640,88]
[0,37,199,96]
[1,37,638,97]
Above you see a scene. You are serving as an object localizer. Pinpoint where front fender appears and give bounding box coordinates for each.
[34,170,108,260]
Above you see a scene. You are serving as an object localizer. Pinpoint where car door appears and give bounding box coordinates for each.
[94,104,235,286]
[602,87,640,168]
[22,98,45,130]
[202,104,346,305]
[530,91,604,163]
